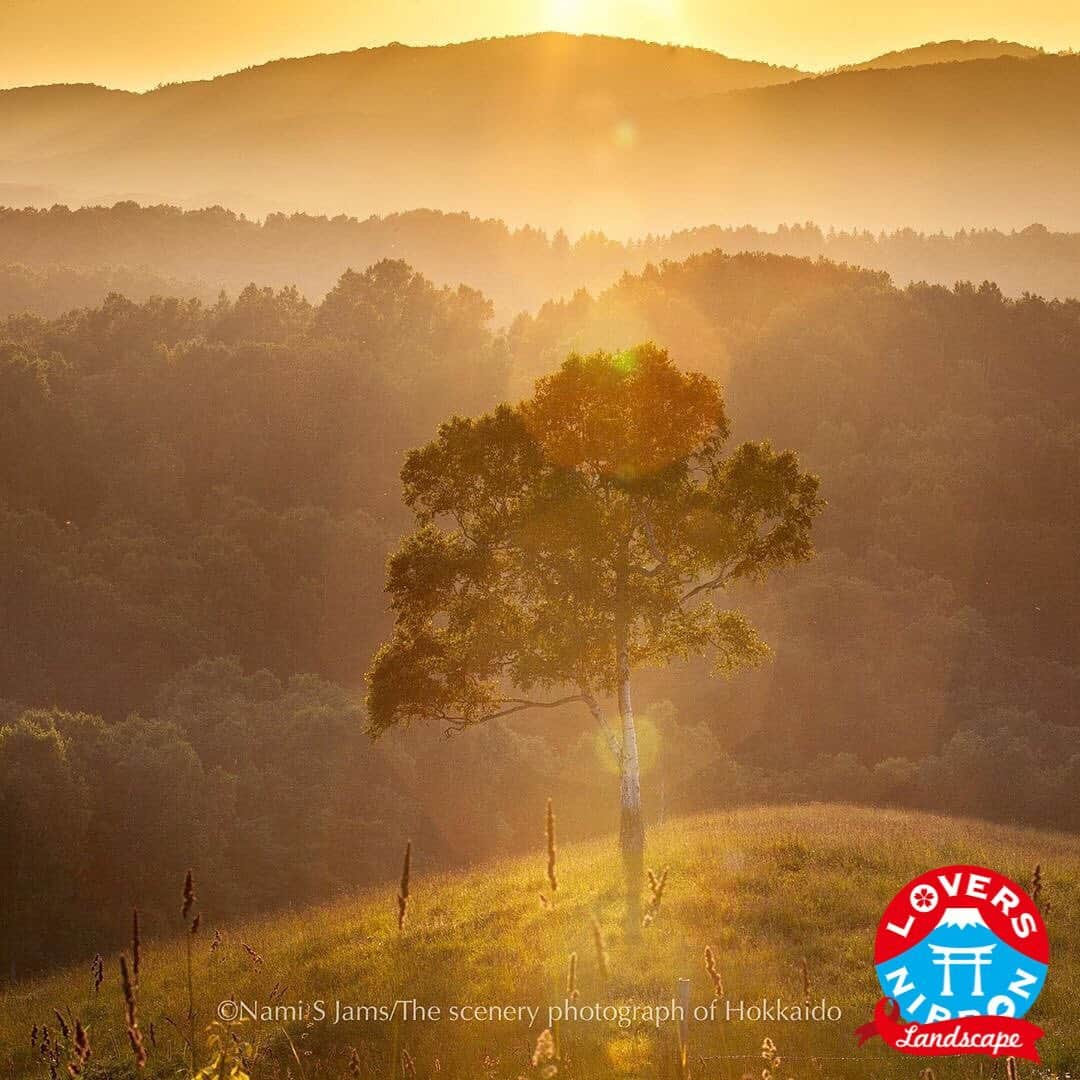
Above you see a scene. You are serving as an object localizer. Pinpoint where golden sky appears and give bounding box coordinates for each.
[2,0,1078,89]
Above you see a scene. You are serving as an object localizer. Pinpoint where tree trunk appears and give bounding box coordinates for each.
[618,660,644,861]
[616,617,644,929]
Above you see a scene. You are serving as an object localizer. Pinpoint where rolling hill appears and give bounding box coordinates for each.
[2,35,1079,233]
[0,34,800,183]
[1,805,1075,1078]
[841,38,1043,71]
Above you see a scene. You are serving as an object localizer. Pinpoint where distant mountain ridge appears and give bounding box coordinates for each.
[1,33,1077,232]
[0,33,802,123]
[842,38,1043,71]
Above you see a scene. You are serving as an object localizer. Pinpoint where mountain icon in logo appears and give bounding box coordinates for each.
[935,907,987,930]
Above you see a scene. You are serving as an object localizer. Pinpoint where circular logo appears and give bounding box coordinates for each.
[874,865,1048,1024]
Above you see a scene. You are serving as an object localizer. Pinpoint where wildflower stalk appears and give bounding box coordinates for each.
[704,946,724,998]
[546,799,557,895]
[397,841,411,931]
[182,869,198,1076]
[591,917,608,979]
[119,955,146,1069]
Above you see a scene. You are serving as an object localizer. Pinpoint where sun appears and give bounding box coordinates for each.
[548,0,592,32]
[546,0,685,40]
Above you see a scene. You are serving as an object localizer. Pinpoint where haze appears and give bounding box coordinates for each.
[2,0,1080,89]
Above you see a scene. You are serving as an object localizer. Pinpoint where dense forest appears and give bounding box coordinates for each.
[3,249,1079,975]
[1,262,504,715]
[8,204,1080,322]
[0,261,212,318]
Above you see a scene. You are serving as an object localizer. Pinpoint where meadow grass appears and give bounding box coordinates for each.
[2,804,1077,1079]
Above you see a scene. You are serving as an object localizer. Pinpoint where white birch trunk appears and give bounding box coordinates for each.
[617,631,644,861]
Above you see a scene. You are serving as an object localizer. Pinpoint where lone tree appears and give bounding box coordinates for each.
[366,344,822,890]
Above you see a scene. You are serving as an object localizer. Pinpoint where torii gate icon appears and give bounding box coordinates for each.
[928,944,996,997]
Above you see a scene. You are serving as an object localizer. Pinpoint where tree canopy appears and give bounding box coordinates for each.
[367,343,822,733]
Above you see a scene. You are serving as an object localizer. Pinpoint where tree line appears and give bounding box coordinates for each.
[7,204,1080,323]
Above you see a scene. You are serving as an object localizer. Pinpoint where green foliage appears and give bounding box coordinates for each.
[0,661,420,974]
[0,714,92,959]
[367,344,821,735]
[191,1022,254,1080]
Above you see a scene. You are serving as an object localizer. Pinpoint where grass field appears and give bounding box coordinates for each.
[2,804,1077,1079]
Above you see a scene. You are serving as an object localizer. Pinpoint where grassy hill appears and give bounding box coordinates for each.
[2,805,1076,1078]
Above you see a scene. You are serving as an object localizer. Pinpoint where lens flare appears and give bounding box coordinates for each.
[613,119,638,149]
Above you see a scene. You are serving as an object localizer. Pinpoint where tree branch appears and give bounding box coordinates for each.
[637,511,669,578]
[581,689,621,762]
[680,562,737,603]
[440,693,588,735]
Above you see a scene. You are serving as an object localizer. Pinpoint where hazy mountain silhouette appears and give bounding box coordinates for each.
[0,34,800,157]
[649,53,1080,231]
[841,38,1043,71]
[2,35,1078,232]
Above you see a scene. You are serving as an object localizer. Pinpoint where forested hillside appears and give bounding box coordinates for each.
[1,261,504,714]
[4,250,1079,974]
[0,262,517,974]
[9,204,1080,323]
[0,261,213,317]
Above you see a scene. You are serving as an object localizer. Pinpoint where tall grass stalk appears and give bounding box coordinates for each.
[704,946,723,998]
[591,917,608,979]
[546,799,558,895]
[119,955,146,1068]
[182,869,199,1076]
[131,908,141,984]
[397,841,412,932]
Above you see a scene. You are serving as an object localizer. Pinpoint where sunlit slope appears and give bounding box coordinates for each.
[2,805,1076,1078]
